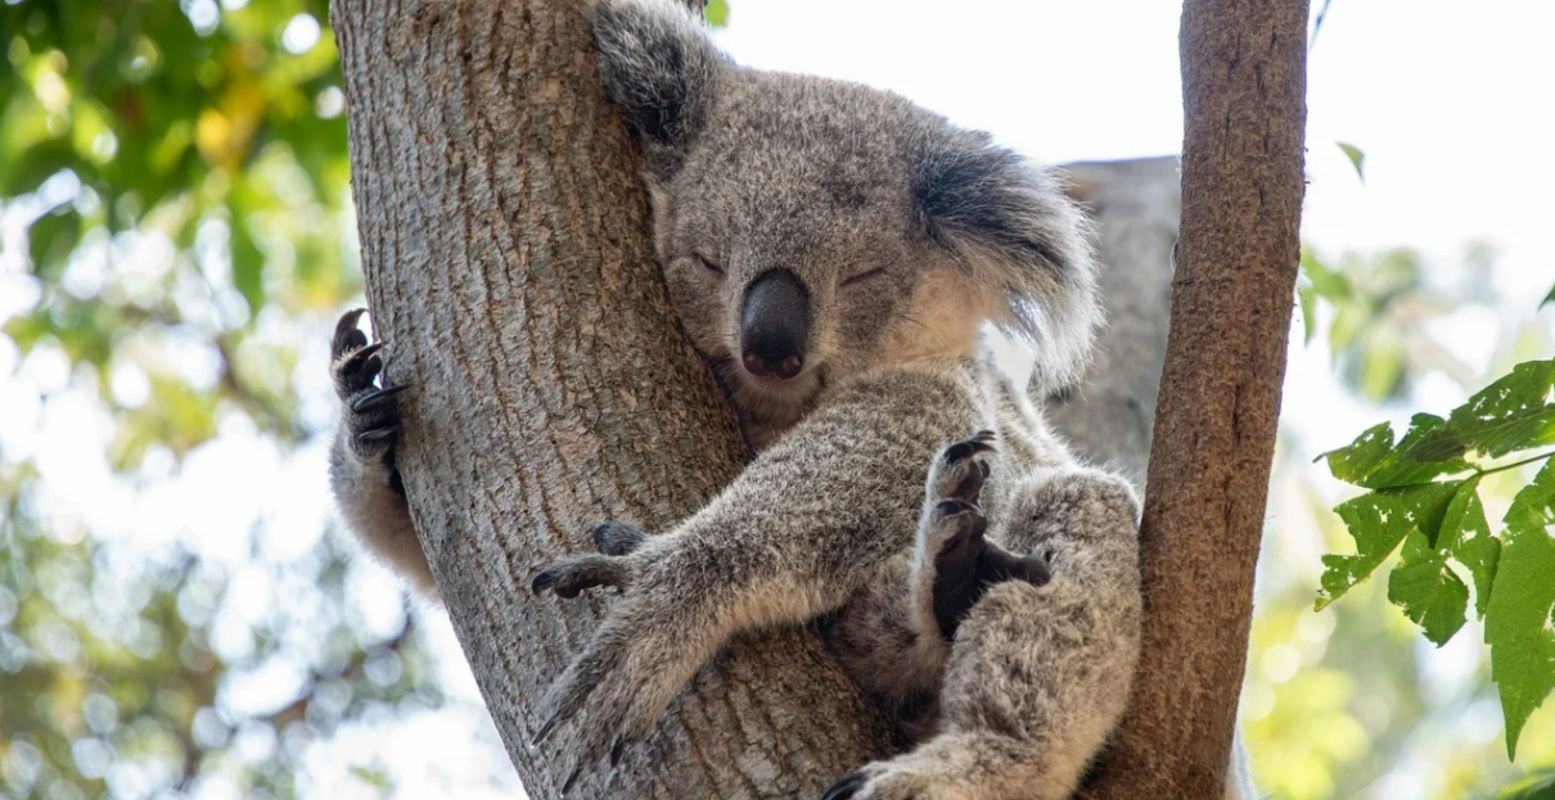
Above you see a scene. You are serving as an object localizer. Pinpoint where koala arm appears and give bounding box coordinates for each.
[328,427,434,595]
[529,363,1001,776]
[328,310,435,596]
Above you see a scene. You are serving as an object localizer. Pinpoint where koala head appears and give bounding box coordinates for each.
[593,0,1098,423]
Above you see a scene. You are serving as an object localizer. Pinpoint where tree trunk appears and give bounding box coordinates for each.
[1079,1,1309,797]
[331,1,887,797]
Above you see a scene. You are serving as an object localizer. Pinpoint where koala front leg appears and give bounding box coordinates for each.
[327,309,433,595]
[826,467,1142,800]
[529,372,981,786]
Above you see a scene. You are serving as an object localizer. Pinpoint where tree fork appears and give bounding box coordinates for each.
[1080,1,1309,797]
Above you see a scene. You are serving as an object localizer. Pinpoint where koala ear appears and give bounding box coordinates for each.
[592,0,724,182]
[913,131,1101,391]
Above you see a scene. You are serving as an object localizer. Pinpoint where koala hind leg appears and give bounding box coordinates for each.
[910,431,1051,644]
[825,467,1142,800]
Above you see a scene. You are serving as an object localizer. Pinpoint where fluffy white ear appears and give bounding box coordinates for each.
[913,130,1101,392]
[592,0,726,181]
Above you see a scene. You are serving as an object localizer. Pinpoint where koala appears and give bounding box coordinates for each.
[327,0,1250,796]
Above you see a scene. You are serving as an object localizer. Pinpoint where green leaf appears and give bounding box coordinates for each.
[1486,460,1555,759]
[1409,359,1555,461]
[1319,415,1473,489]
[704,0,729,27]
[1317,480,1463,610]
[1388,528,1469,645]
[1542,283,1555,310]
[1338,141,1366,184]
[1443,481,1501,619]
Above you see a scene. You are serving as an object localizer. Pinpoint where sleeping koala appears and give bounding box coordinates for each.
[328,0,1244,797]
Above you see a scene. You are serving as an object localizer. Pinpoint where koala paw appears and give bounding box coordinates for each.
[531,520,651,598]
[923,497,990,639]
[925,430,995,504]
[332,309,409,463]
[592,520,649,556]
[919,432,1050,640]
[530,529,711,789]
[531,552,634,598]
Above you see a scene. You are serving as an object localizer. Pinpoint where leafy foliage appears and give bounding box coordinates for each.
[1319,358,1555,758]
[1296,247,1464,401]
[0,1,512,796]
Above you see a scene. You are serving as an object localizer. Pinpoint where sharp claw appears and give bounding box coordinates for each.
[822,772,867,800]
[936,498,977,516]
[532,570,556,596]
[562,763,585,795]
[332,308,370,357]
[356,426,398,445]
[341,340,386,370]
[593,520,648,556]
[350,383,410,413]
[532,712,559,746]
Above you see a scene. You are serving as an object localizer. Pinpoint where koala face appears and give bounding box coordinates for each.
[594,0,1100,419]
[653,74,951,416]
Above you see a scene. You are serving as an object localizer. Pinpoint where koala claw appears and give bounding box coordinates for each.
[822,772,868,800]
[592,520,649,556]
[929,431,995,504]
[532,553,633,598]
[941,429,995,466]
[332,310,409,464]
[349,382,409,414]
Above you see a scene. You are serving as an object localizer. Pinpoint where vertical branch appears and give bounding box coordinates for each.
[1081,1,1309,796]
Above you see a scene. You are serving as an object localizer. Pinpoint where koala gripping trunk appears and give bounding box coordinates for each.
[330,0,889,797]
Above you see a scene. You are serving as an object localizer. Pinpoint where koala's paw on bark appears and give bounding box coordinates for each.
[331,308,408,464]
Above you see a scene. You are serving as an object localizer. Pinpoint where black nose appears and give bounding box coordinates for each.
[740,268,810,381]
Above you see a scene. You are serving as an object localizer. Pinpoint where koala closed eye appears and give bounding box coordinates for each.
[693,253,725,276]
[840,267,886,288]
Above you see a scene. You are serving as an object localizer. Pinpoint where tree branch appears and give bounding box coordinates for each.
[1080,1,1309,796]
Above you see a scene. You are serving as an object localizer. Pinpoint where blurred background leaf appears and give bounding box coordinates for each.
[0,1,516,797]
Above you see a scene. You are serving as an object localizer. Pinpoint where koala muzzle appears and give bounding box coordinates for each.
[740,268,810,380]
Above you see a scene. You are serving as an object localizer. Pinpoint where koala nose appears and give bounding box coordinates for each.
[740,268,810,381]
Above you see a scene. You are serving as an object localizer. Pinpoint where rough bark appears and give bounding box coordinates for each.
[331,1,887,797]
[1079,2,1309,797]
